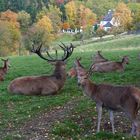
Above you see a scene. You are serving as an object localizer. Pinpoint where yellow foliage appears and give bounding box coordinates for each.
[114,2,132,29]
[36,15,53,33]
[65,1,77,22]
[0,20,21,56]
[65,2,96,29]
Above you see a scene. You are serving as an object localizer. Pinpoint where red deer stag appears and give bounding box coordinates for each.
[75,58,140,136]
[67,51,108,78]
[90,56,129,73]
[8,43,74,95]
[0,58,10,81]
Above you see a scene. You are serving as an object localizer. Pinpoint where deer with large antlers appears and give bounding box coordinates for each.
[0,59,10,81]
[75,58,140,136]
[8,43,74,95]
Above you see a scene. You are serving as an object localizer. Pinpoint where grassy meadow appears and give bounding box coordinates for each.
[1,35,140,139]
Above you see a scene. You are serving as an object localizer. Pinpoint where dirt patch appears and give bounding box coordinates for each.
[2,97,81,140]
[2,96,140,140]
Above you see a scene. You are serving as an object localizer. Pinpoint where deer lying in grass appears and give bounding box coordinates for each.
[75,58,140,136]
[8,43,74,96]
[92,50,108,64]
[90,56,129,73]
[0,59,10,81]
[67,51,108,78]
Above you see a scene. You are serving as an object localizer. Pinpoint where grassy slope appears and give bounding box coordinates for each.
[1,35,140,139]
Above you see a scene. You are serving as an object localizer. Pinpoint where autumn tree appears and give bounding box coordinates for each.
[18,10,31,32]
[0,10,19,28]
[128,2,140,30]
[85,0,117,20]
[0,10,21,56]
[62,22,70,30]
[113,2,133,30]
[78,4,96,29]
[23,15,54,52]
[65,1,96,30]
[46,5,62,34]
[65,1,77,28]
[37,5,62,34]
[0,20,21,56]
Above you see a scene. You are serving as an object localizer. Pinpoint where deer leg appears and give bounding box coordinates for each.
[133,120,140,137]
[109,110,115,134]
[96,104,102,133]
[125,106,139,136]
[131,122,136,135]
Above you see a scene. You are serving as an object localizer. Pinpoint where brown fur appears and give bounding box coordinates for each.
[67,51,108,78]
[75,58,140,136]
[0,59,10,81]
[92,51,108,64]
[8,61,66,95]
[8,43,74,96]
[91,56,129,73]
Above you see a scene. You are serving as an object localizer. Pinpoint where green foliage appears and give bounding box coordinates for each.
[23,26,51,51]
[17,10,31,32]
[85,0,117,20]
[114,2,133,30]
[73,32,83,41]
[127,2,140,31]
[96,28,107,38]
[0,20,21,56]
[109,26,125,36]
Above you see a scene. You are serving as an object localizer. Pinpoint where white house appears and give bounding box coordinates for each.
[100,10,119,31]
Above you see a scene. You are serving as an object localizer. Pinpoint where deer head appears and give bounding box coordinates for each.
[1,58,10,70]
[74,58,90,86]
[122,56,129,64]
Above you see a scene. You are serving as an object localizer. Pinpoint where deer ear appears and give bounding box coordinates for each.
[1,58,5,61]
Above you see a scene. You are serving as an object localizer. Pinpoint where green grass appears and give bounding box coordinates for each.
[0,34,140,139]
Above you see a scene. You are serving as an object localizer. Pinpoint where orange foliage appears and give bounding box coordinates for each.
[0,10,19,28]
[62,22,70,30]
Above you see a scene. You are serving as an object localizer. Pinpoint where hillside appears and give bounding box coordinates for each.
[0,35,140,139]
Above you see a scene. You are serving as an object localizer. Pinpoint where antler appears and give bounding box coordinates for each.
[31,42,75,62]
[61,43,75,61]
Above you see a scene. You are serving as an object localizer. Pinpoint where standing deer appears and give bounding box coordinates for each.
[0,58,10,81]
[75,58,140,136]
[8,43,74,96]
[90,56,129,73]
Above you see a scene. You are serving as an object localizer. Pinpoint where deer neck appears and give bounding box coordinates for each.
[81,79,97,99]
[3,62,8,73]
[121,59,126,68]
[53,65,66,81]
